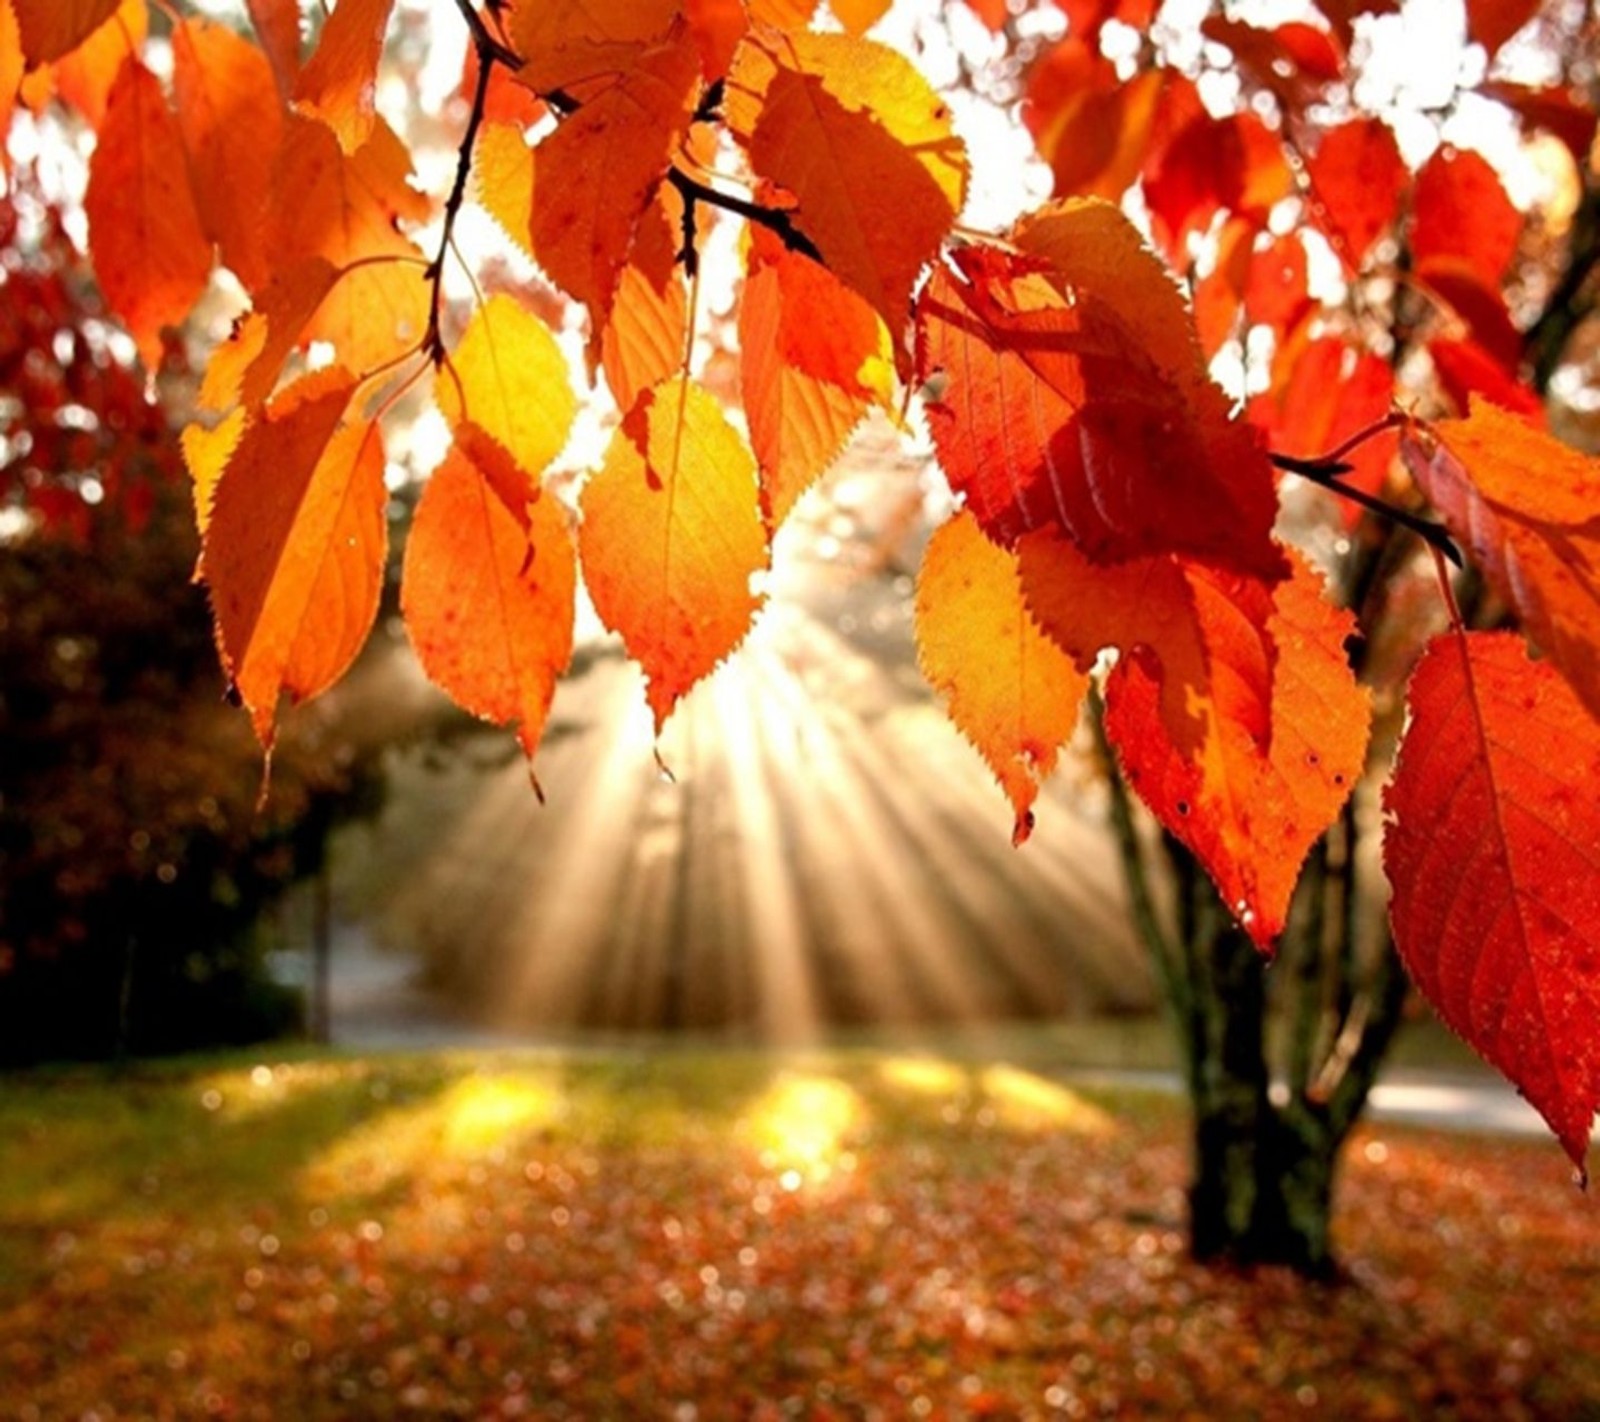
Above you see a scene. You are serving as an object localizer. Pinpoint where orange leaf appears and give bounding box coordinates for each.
[12,0,119,64]
[684,0,748,77]
[1104,552,1369,949]
[173,16,283,294]
[830,0,892,34]
[1025,40,1165,203]
[203,369,387,747]
[272,115,430,369]
[739,226,888,529]
[1018,530,1251,761]
[528,36,700,357]
[578,378,768,731]
[0,1,23,151]
[1401,401,1600,722]
[1412,145,1520,290]
[402,429,576,772]
[42,0,144,128]
[1304,118,1406,275]
[246,0,302,99]
[292,0,395,154]
[85,57,213,371]
[724,27,968,361]
[600,196,689,417]
[1385,630,1600,1169]
[510,0,683,98]
[183,316,269,537]
[1059,0,1157,44]
[916,510,1089,845]
[916,206,1283,580]
[436,293,577,479]
[1482,81,1599,167]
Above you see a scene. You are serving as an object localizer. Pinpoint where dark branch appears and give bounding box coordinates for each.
[451,0,522,71]
[693,78,726,125]
[1270,451,1463,568]
[426,14,498,363]
[665,167,823,267]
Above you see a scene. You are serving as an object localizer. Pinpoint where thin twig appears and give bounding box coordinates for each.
[425,18,497,364]
[1271,451,1463,567]
[665,167,822,265]
[451,0,522,70]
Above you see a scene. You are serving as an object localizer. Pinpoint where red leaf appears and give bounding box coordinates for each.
[1428,338,1544,424]
[1401,401,1600,723]
[1143,112,1292,262]
[1024,39,1165,202]
[1464,0,1541,58]
[916,203,1284,581]
[1304,118,1406,275]
[1104,552,1369,949]
[246,0,302,99]
[1412,146,1521,291]
[1385,631,1600,1169]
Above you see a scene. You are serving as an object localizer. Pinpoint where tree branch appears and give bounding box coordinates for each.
[425,14,498,363]
[665,167,823,268]
[1271,451,1462,567]
[451,0,522,71]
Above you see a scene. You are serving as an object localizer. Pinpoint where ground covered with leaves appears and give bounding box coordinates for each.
[0,1049,1594,1421]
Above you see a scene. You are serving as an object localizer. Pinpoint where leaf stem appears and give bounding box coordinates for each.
[665,167,822,267]
[425,12,498,365]
[1270,449,1462,567]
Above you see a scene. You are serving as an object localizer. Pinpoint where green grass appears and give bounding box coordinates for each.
[1,1046,1594,1420]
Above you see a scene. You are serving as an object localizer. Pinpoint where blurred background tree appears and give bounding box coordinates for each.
[0,173,384,1063]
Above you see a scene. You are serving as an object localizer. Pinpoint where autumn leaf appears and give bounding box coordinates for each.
[0,1,23,152]
[600,195,690,417]
[1103,552,1369,950]
[1401,400,1600,722]
[271,115,430,370]
[292,0,396,154]
[1024,39,1165,202]
[475,121,535,261]
[916,511,1089,845]
[830,0,892,35]
[1412,146,1521,291]
[527,36,700,360]
[1143,111,1292,261]
[1464,0,1541,58]
[436,293,577,481]
[246,0,302,98]
[916,208,1283,581]
[172,15,283,294]
[1304,118,1407,275]
[1018,530,1226,758]
[1384,630,1600,1169]
[509,0,683,98]
[182,314,269,538]
[11,0,120,64]
[1058,0,1157,45]
[1428,337,1543,424]
[724,26,968,362]
[739,226,889,529]
[203,369,387,748]
[578,378,768,731]
[85,57,213,371]
[32,0,145,129]
[402,428,576,775]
